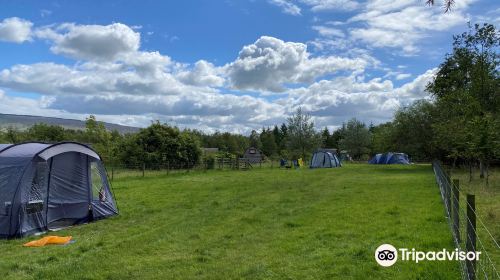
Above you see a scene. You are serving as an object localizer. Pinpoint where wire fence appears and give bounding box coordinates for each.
[104,158,284,180]
[433,161,500,280]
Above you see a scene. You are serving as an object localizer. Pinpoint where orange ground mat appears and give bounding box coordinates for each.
[23,236,72,247]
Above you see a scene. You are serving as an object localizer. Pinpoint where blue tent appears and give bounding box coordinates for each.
[369,152,410,164]
[310,151,341,168]
[0,142,118,238]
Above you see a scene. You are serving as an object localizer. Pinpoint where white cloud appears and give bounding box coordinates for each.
[0,61,437,132]
[307,0,475,56]
[364,0,415,13]
[0,92,59,117]
[312,25,345,37]
[299,0,360,12]
[0,18,442,133]
[0,62,187,96]
[268,0,302,15]
[36,23,140,61]
[46,91,283,121]
[119,51,172,77]
[384,69,412,80]
[40,9,52,18]
[474,7,500,26]
[177,60,225,87]
[395,73,411,80]
[308,37,350,52]
[348,0,474,54]
[330,76,393,92]
[0,63,282,132]
[226,36,372,92]
[394,68,436,100]
[283,69,436,127]
[0,17,33,43]
[350,27,421,54]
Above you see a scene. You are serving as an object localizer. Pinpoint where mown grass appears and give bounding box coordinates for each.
[0,164,460,279]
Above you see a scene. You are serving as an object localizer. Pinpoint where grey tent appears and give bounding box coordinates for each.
[0,142,118,238]
[310,150,341,168]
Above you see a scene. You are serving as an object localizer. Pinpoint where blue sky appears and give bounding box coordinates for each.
[0,0,498,132]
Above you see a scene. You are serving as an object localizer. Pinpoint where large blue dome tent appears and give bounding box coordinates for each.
[310,150,341,168]
[0,142,118,238]
[368,152,410,164]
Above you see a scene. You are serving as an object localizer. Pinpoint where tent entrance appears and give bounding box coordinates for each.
[46,152,90,230]
[20,152,114,234]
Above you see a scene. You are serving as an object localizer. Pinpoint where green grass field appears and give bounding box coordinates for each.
[0,164,461,279]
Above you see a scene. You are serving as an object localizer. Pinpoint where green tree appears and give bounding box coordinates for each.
[370,100,439,161]
[339,118,372,160]
[330,125,345,150]
[272,125,283,151]
[321,127,330,148]
[249,130,262,149]
[27,123,66,142]
[286,108,320,159]
[221,132,239,154]
[392,100,437,160]
[121,122,201,168]
[85,115,112,161]
[371,122,396,155]
[260,127,278,157]
[427,23,499,181]
[0,130,6,143]
[6,126,22,143]
[278,123,288,155]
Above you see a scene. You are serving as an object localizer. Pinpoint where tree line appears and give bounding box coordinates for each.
[373,23,499,182]
[0,23,498,179]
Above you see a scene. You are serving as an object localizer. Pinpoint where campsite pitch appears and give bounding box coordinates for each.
[0,164,460,279]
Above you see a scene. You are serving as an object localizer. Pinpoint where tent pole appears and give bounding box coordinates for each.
[44,159,53,231]
[87,156,94,222]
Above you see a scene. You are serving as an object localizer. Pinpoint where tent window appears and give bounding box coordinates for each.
[0,166,16,216]
[249,149,256,154]
[26,163,46,214]
[90,162,106,202]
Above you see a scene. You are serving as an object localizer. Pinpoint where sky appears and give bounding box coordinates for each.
[0,0,498,133]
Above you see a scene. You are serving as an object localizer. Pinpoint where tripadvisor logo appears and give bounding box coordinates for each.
[375,244,481,267]
[375,244,398,267]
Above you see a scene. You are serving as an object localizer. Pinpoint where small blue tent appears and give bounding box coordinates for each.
[369,152,410,164]
[310,151,341,168]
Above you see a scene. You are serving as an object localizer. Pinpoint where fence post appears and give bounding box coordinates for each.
[142,162,145,177]
[466,194,476,280]
[444,179,451,216]
[111,165,114,181]
[452,179,460,242]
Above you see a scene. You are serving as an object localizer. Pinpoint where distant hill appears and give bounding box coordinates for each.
[0,113,140,134]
